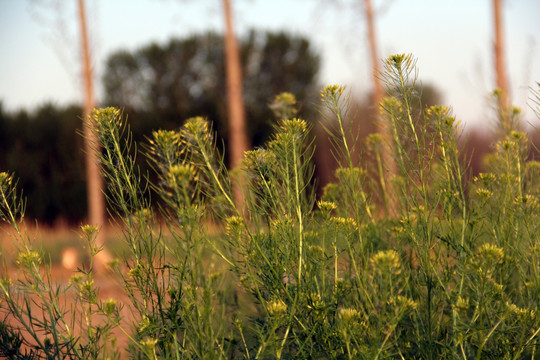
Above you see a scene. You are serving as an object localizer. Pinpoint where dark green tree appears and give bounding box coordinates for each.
[242,31,320,144]
[0,104,87,223]
[102,30,320,148]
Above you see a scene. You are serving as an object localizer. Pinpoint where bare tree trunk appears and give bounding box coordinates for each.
[492,0,511,131]
[364,0,384,111]
[364,0,397,216]
[77,0,108,266]
[222,0,249,205]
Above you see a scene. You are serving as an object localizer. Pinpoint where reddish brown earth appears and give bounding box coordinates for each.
[1,223,135,357]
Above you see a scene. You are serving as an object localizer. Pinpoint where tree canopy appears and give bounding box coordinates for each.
[103,30,321,147]
[0,103,87,223]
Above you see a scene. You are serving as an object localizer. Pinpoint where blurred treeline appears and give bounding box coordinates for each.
[1,30,321,223]
[103,30,320,148]
[1,30,538,224]
[0,103,87,223]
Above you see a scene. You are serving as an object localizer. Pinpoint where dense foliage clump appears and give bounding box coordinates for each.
[1,55,539,359]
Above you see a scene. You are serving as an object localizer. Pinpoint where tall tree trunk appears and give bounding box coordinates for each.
[492,0,510,131]
[364,0,397,216]
[222,0,249,205]
[77,0,108,265]
[364,0,384,111]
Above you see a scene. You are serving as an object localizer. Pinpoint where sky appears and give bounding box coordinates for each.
[0,0,539,130]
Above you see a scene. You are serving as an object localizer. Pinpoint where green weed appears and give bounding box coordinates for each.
[1,54,539,359]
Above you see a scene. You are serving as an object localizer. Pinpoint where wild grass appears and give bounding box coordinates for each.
[1,54,539,359]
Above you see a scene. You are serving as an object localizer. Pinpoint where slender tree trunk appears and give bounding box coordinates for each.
[364,0,397,216]
[77,0,108,265]
[492,0,510,131]
[365,0,384,111]
[222,0,249,205]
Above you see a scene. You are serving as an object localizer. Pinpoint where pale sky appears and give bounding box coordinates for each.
[0,0,539,130]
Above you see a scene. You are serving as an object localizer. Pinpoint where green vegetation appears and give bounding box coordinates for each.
[0,30,320,223]
[103,30,320,147]
[1,54,539,359]
[0,103,87,223]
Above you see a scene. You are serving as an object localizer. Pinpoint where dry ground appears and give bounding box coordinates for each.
[1,222,136,357]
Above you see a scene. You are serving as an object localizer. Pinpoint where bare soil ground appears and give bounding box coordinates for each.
[1,222,135,357]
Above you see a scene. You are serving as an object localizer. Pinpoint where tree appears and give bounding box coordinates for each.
[222,0,248,204]
[26,1,107,236]
[102,31,320,148]
[363,0,397,215]
[492,0,511,132]
[364,0,384,110]
[0,104,88,223]
[77,0,108,267]
[242,31,320,143]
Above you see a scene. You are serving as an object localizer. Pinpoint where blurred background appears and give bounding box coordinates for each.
[0,0,539,225]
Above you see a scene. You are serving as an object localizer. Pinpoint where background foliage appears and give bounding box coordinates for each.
[0,103,87,222]
[103,30,320,148]
[0,30,320,223]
